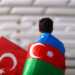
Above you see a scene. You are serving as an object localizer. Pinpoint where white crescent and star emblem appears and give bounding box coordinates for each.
[30,43,45,58]
[0,53,17,74]
[30,43,54,59]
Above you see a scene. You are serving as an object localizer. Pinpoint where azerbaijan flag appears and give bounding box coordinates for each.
[23,42,66,75]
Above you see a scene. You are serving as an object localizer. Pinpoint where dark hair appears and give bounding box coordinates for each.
[39,18,53,33]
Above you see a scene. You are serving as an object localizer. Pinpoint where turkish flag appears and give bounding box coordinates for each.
[0,37,27,75]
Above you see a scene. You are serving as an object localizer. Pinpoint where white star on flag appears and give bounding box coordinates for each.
[0,69,5,75]
[47,51,54,58]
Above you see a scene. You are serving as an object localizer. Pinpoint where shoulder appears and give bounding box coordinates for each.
[51,35,66,56]
[58,40,65,55]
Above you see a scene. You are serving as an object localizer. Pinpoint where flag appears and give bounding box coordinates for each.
[0,37,27,75]
[23,42,66,75]
[23,33,66,75]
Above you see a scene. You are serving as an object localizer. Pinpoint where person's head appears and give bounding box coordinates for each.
[39,18,53,34]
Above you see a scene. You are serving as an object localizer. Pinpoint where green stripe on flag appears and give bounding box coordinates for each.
[23,58,64,75]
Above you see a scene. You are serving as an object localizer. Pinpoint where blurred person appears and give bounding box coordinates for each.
[23,18,66,75]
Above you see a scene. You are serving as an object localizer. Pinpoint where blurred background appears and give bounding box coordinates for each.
[0,0,75,75]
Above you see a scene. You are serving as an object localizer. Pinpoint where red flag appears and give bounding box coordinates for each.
[0,37,27,75]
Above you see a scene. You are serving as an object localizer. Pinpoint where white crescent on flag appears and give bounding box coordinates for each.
[0,53,17,71]
[30,43,45,58]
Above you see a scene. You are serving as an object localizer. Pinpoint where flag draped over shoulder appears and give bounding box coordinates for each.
[0,37,27,75]
[23,33,66,75]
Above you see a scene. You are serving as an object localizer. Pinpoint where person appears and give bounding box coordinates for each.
[23,18,66,75]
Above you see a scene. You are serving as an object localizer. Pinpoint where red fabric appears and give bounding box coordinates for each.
[0,37,27,75]
[27,42,66,71]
